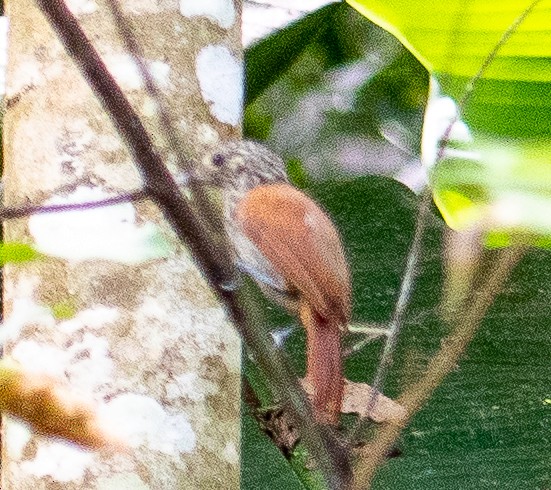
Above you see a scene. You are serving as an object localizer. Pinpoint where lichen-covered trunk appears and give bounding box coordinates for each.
[2,1,242,488]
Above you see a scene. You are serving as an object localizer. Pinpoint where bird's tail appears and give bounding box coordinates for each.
[300,302,344,425]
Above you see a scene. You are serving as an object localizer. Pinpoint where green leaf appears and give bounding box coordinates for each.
[0,242,42,265]
[346,0,551,84]
[51,298,77,320]
[346,0,551,246]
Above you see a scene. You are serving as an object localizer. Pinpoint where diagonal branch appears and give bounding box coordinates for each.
[33,1,350,487]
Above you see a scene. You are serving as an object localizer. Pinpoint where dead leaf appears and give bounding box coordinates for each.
[301,378,407,423]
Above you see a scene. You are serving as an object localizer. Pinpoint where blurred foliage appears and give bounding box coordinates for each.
[244,2,428,184]
[348,0,551,245]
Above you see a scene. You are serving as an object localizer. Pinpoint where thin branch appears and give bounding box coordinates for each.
[357,0,542,436]
[438,0,542,153]
[361,189,432,423]
[33,1,350,487]
[0,189,148,220]
[457,0,542,112]
[352,247,525,488]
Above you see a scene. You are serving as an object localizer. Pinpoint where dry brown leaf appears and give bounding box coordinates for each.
[301,378,406,423]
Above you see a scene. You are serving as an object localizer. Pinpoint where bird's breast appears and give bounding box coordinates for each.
[224,199,299,311]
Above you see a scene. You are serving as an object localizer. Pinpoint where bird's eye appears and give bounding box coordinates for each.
[212,154,225,167]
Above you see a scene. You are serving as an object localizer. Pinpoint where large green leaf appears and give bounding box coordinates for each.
[243,176,551,488]
[347,0,551,246]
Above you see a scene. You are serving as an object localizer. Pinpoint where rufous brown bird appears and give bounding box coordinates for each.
[203,140,351,425]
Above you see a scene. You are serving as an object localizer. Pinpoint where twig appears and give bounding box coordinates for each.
[33,1,350,487]
[366,190,431,423]
[0,189,148,220]
[103,0,225,235]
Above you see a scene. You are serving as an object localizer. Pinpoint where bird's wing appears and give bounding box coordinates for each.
[235,183,351,325]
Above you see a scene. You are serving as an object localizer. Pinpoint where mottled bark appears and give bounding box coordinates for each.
[3,1,242,488]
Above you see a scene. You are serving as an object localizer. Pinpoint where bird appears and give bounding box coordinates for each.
[202,140,351,425]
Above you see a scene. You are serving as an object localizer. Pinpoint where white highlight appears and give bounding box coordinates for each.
[196,45,243,125]
[421,77,473,167]
[66,0,98,15]
[180,0,236,29]
[5,420,32,460]
[99,394,196,455]
[21,442,94,483]
[104,54,171,91]
[28,186,171,264]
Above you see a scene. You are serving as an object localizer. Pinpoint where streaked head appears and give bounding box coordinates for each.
[201,140,289,191]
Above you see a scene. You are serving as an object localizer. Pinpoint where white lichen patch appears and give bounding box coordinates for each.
[222,441,238,466]
[55,119,96,178]
[0,17,9,95]
[66,0,98,15]
[180,0,236,29]
[7,56,66,98]
[11,341,69,378]
[196,45,243,126]
[8,59,43,97]
[99,394,196,456]
[58,306,120,335]
[65,333,114,390]
[97,472,150,490]
[11,324,114,393]
[5,419,32,460]
[1,296,55,343]
[120,0,164,14]
[28,186,172,264]
[20,441,94,483]
[103,54,171,91]
[128,296,194,363]
[142,96,160,118]
[165,372,219,402]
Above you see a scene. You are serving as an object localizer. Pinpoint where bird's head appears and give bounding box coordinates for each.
[200,140,289,192]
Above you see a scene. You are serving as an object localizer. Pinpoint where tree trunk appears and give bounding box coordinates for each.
[2,1,242,488]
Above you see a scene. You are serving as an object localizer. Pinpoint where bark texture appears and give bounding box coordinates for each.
[2,1,242,488]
